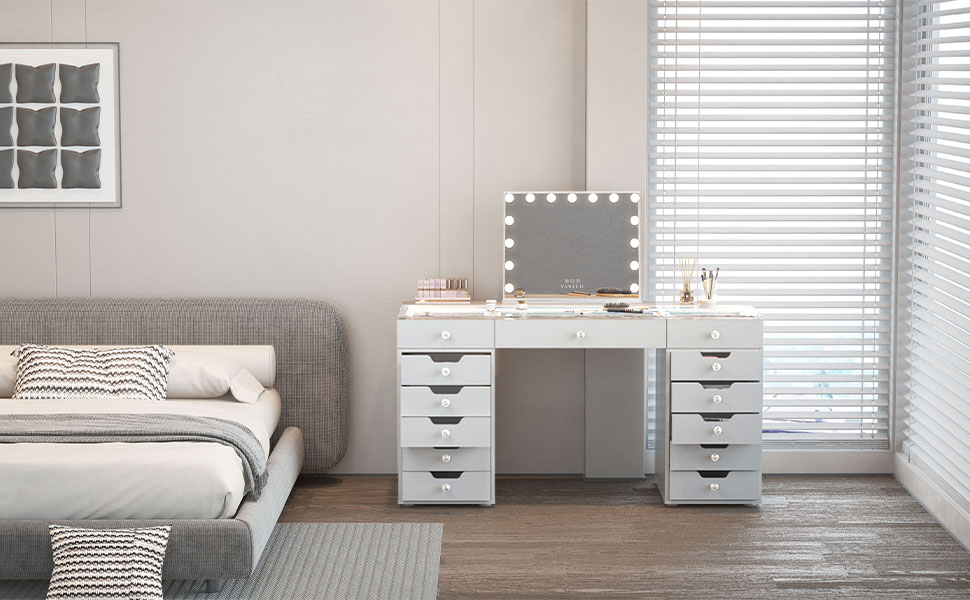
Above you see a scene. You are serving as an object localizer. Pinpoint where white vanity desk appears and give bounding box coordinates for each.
[397,302,764,507]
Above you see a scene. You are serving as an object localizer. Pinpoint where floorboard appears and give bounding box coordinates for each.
[280,475,970,599]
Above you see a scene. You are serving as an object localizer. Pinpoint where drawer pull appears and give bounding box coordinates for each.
[441,453,451,463]
[576,330,586,340]
[712,362,722,372]
[710,453,720,462]
[441,483,451,493]
[711,330,721,340]
[710,483,720,491]
[440,398,451,408]
[441,330,451,340]
[441,429,451,439]
[712,394,723,404]
[713,426,723,436]
[441,367,451,377]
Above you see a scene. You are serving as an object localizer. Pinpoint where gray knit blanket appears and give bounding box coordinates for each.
[0,413,269,500]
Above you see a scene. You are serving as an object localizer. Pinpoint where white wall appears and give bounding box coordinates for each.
[0,0,612,474]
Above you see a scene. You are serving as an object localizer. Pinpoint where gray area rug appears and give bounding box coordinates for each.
[0,522,443,600]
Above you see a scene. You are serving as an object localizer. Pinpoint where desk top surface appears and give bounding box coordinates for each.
[399,303,760,321]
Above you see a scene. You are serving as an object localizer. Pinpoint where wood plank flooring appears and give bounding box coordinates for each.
[281,476,970,599]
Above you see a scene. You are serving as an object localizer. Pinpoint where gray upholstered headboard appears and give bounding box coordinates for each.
[0,297,349,472]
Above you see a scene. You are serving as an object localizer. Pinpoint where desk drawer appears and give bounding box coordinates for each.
[398,319,494,349]
[402,447,490,471]
[400,416,491,447]
[669,471,761,502]
[671,414,762,445]
[400,354,491,386]
[400,386,490,417]
[667,319,762,349]
[671,382,763,413]
[669,349,762,382]
[495,318,664,349]
[400,471,491,503]
[669,444,762,471]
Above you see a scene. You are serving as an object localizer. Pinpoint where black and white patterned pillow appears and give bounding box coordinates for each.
[47,525,171,600]
[12,345,175,402]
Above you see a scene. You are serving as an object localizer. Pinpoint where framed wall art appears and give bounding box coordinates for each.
[0,43,120,208]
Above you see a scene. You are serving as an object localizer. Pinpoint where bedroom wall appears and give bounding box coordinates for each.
[0,0,644,474]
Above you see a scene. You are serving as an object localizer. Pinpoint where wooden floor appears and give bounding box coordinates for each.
[281,475,970,599]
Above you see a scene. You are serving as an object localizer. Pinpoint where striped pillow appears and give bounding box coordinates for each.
[47,525,170,600]
[12,345,174,402]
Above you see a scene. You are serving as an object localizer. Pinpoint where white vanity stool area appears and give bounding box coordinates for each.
[396,303,764,507]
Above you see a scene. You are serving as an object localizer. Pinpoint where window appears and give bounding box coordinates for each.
[900,0,970,508]
[648,0,896,448]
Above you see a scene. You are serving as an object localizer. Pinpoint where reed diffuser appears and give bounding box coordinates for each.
[679,258,697,305]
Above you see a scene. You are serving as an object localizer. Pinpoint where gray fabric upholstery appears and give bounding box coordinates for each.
[0,297,349,472]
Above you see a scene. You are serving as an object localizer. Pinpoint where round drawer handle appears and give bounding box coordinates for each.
[713,425,723,435]
[441,429,451,439]
[441,398,451,408]
[441,453,451,463]
[712,362,722,372]
[576,330,586,340]
[713,394,723,404]
[440,367,451,377]
[711,330,721,340]
[710,483,720,491]
[441,330,451,340]
[441,483,451,493]
[711,453,720,463]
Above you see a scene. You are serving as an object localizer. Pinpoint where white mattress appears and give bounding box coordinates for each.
[0,390,281,520]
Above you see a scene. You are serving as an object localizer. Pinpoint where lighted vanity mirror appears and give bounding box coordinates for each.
[503,191,642,301]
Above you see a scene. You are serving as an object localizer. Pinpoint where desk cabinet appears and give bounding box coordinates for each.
[658,319,764,505]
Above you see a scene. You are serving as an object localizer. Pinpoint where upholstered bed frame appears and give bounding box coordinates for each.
[0,297,350,589]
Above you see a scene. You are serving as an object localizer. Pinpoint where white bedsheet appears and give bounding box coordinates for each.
[0,390,281,520]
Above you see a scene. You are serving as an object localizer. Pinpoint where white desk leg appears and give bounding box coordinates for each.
[584,349,646,479]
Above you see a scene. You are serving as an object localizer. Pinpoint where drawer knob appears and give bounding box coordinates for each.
[442,453,451,463]
[441,398,451,408]
[713,425,723,435]
[712,362,722,372]
[441,429,451,439]
[576,330,586,340]
[713,394,723,404]
[441,330,451,340]
[711,330,721,340]
[711,453,720,462]
[442,483,451,493]
[710,483,720,491]
[440,367,451,377]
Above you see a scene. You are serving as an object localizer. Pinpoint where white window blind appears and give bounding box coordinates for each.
[648,0,896,448]
[901,0,970,509]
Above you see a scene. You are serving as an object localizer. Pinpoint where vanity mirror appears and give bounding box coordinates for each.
[503,191,641,301]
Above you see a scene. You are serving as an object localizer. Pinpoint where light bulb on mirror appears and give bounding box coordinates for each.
[630,215,640,226]
[630,238,640,248]
[630,260,640,271]
[505,238,515,248]
[630,282,640,294]
[609,193,619,203]
[505,283,514,293]
[505,260,515,271]
[505,215,515,225]
[588,193,598,203]
[631,193,640,203]
[546,193,556,203]
[525,193,535,203]
[505,193,514,203]
[567,193,577,203]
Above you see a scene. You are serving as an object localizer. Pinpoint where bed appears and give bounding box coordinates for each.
[0,297,350,590]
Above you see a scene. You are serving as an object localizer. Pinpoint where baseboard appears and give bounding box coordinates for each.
[895,452,970,552]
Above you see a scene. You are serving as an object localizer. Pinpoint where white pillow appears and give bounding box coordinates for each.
[0,350,15,397]
[167,350,265,403]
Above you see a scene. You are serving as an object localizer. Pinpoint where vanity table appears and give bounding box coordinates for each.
[396,302,764,507]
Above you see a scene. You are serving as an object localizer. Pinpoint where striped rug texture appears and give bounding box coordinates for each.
[0,522,443,600]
